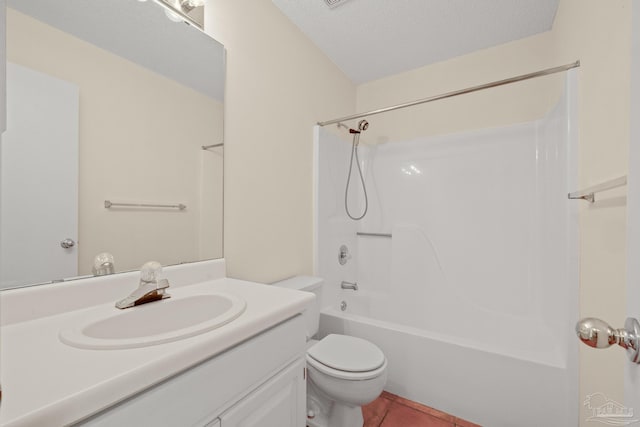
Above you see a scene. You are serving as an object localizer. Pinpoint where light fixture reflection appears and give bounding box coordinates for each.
[159,0,205,27]
[164,8,184,22]
[181,0,205,9]
[400,164,423,176]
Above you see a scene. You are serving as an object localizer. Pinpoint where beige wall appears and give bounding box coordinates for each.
[204,0,356,283]
[356,31,562,144]
[356,0,631,424]
[7,9,224,275]
[554,1,630,422]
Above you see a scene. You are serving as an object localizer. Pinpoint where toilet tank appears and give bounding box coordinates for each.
[272,276,323,338]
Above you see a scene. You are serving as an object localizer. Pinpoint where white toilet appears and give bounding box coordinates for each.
[274,276,388,427]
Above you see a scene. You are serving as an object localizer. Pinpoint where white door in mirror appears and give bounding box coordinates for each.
[0,63,79,289]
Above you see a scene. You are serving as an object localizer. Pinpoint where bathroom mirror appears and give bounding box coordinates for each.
[0,0,225,289]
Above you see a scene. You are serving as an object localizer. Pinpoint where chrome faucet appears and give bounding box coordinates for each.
[93,252,115,276]
[115,261,171,309]
[341,281,358,291]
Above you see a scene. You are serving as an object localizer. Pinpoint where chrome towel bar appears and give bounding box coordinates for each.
[568,175,627,203]
[202,143,224,150]
[104,200,186,210]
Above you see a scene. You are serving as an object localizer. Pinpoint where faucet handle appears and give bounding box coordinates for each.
[157,278,170,290]
[140,261,163,284]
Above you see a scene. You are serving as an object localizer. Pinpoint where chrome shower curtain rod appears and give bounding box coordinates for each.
[317,61,580,127]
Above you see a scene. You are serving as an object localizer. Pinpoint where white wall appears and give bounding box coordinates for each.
[7,9,224,275]
[355,0,631,424]
[204,0,356,283]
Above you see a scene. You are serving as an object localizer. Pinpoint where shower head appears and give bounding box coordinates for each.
[348,119,370,134]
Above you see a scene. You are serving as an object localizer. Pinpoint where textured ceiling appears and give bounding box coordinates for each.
[272,0,560,84]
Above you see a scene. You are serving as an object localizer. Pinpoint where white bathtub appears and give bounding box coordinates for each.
[319,296,577,427]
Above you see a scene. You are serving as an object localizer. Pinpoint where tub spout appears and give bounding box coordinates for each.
[341,281,358,291]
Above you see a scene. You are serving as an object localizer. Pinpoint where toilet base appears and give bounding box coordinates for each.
[307,404,363,427]
[306,378,365,427]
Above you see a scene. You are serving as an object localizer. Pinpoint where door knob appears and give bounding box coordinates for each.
[575,317,640,363]
[60,238,75,249]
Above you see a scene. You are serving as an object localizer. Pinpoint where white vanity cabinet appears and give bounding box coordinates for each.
[76,315,307,427]
[218,358,305,427]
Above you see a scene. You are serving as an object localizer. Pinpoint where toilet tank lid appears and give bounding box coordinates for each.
[271,276,323,291]
[308,334,385,373]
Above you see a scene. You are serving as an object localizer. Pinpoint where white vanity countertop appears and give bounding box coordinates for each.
[0,277,314,427]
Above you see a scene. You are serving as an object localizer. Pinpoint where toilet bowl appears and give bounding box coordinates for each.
[272,276,388,427]
[306,335,388,427]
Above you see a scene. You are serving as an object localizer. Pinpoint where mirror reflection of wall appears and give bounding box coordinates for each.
[0,0,224,290]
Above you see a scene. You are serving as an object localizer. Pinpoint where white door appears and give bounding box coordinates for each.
[626,3,640,414]
[0,63,79,288]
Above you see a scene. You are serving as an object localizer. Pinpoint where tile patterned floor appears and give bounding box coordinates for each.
[362,391,482,427]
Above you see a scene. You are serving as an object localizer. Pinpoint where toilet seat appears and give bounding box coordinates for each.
[307,334,386,380]
[307,353,388,381]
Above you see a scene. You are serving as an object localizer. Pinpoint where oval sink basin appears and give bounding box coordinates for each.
[59,293,246,350]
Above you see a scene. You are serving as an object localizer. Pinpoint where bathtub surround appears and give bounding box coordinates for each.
[315,74,578,426]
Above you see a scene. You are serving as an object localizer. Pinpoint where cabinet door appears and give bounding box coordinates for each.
[220,359,305,427]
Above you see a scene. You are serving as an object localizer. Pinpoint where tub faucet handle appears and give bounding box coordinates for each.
[576,317,640,363]
[338,245,351,265]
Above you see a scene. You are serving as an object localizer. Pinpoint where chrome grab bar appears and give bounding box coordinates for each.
[576,317,640,363]
[356,232,392,238]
